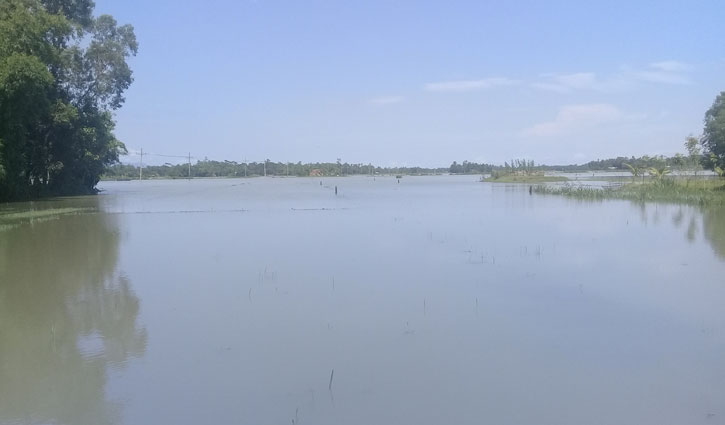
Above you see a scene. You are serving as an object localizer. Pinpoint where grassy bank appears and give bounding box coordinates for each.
[484,175,569,183]
[533,179,725,206]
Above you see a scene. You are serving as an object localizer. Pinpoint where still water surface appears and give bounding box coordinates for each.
[1,176,724,425]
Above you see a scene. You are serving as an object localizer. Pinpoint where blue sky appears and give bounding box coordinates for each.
[96,0,725,167]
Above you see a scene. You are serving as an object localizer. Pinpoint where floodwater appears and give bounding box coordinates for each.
[1,175,724,425]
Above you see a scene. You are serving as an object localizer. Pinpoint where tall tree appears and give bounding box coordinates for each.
[701,91,725,173]
[0,0,135,201]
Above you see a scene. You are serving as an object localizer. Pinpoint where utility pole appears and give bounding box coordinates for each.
[286,162,289,176]
[188,152,191,179]
[139,148,143,180]
[263,160,267,177]
[243,158,247,177]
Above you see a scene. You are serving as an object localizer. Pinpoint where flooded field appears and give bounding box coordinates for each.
[1,175,724,425]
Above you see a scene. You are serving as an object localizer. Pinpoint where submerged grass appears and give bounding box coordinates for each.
[484,175,569,183]
[534,179,725,206]
[0,207,92,232]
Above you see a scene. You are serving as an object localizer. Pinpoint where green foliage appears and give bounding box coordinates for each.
[453,154,703,177]
[0,0,135,201]
[452,159,538,176]
[0,0,72,65]
[648,165,671,182]
[683,135,704,175]
[41,0,95,29]
[449,160,495,174]
[623,162,645,181]
[702,91,725,172]
[534,179,725,206]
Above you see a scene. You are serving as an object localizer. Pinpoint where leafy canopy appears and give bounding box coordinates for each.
[0,0,136,200]
[702,91,725,172]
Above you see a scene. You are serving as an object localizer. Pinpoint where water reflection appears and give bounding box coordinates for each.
[702,207,725,259]
[635,202,725,261]
[0,205,146,425]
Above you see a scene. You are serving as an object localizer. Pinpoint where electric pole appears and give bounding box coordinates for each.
[139,148,143,180]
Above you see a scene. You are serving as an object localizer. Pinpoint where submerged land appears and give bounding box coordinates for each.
[2,176,724,425]
[96,154,725,208]
[534,178,725,206]
[482,174,569,183]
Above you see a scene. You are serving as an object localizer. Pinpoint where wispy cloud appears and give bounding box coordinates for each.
[631,61,693,84]
[533,72,628,93]
[523,104,622,137]
[532,60,693,93]
[369,96,404,105]
[546,72,598,90]
[649,60,693,73]
[530,82,571,93]
[531,72,622,93]
[424,77,519,92]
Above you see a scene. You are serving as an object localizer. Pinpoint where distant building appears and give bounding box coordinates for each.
[309,169,323,177]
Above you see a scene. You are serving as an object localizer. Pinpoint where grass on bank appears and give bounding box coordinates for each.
[533,178,725,206]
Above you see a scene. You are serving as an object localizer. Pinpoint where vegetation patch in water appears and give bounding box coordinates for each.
[534,179,725,206]
[0,208,92,231]
[481,160,569,183]
[484,174,569,183]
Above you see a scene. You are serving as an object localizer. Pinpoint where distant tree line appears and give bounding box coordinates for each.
[103,159,448,180]
[0,0,136,201]
[105,150,717,181]
[448,154,712,175]
[448,161,497,174]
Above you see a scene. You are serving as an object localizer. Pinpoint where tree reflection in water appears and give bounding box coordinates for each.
[666,204,725,259]
[0,206,146,425]
[702,207,725,260]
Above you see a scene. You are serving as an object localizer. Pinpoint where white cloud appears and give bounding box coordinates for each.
[649,60,693,73]
[531,82,571,93]
[424,77,519,92]
[533,72,628,93]
[550,72,599,89]
[523,104,622,137]
[532,61,693,93]
[532,72,599,92]
[634,71,691,85]
[369,96,404,105]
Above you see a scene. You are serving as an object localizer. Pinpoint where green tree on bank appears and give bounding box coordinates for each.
[702,91,725,175]
[0,0,136,201]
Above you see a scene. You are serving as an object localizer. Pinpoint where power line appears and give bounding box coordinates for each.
[126,150,193,159]
[122,149,375,170]
[123,149,272,164]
